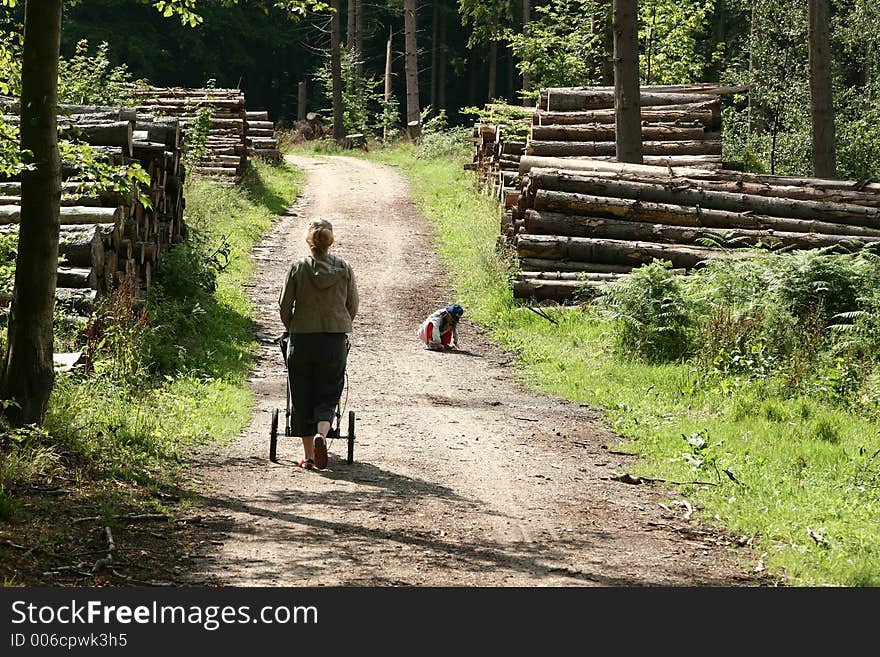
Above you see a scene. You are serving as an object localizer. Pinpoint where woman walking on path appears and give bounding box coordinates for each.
[279,219,359,470]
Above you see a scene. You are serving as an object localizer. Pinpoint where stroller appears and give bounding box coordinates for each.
[269,332,356,465]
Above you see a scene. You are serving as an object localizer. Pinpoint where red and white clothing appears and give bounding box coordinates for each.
[417,308,460,350]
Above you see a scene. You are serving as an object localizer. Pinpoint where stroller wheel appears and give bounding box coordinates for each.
[347,411,355,464]
[269,408,279,463]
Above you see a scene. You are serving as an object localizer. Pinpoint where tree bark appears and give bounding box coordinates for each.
[601,1,614,85]
[384,29,393,140]
[513,277,606,300]
[530,190,880,237]
[430,0,438,113]
[523,209,880,251]
[534,102,720,128]
[488,40,498,102]
[330,0,346,143]
[526,166,880,207]
[522,0,532,104]
[347,0,356,49]
[404,0,421,139]
[519,257,634,273]
[613,0,642,163]
[518,157,880,199]
[526,140,722,158]
[298,81,307,121]
[3,0,63,426]
[515,234,728,269]
[528,171,880,224]
[546,89,713,112]
[808,0,836,178]
[355,0,364,82]
[531,124,705,142]
[438,2,447,110]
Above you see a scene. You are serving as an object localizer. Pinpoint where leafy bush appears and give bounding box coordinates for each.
[835,82,880,181]
[57,40,139,106]
[414,111,471,160]
[597,260,695,362]
[139,231,226,376]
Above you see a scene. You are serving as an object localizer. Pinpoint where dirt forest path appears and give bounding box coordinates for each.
[187,154,760,587]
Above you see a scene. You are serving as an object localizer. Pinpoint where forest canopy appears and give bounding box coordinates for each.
[0,1,878,178]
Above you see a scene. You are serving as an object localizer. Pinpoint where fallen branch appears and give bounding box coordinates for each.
[73,512,170,525]
[0,538,32,551]
[608,472,718,486]
[92,526,116,573]
[526,305,559,325]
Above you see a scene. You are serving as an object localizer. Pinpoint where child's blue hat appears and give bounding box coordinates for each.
[446,304,464,319]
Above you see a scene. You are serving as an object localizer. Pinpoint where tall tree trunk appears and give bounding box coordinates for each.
[430,0,438,114]
[488,40,498,102]
[347,0,356,49]
[404,0,421,139]
[602,1,614,85]
[355,0,364,82]
[331,0,345,142]
[808,0,836,178]
[522,0,532,105]
[298,80,307,121]
[468,40,476,107]
[612,0,643,164]
[507,44,514,103]
[3,0,63,426]
[384,28,393,140]
[438,2,447,111]
[748,1,760,131]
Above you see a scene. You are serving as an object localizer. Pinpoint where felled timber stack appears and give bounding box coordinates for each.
[467,106,533,213]
[530,84,738,169]
[509,159,880,301]
[0,96,187,317]
[133,85,248,184]
[246,110,282,161]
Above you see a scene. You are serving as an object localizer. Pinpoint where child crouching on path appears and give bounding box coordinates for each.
[417,304,464,351]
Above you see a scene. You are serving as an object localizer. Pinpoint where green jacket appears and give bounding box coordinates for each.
[279,253,359,333]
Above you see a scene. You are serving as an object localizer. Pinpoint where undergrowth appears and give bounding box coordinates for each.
[0,159,303,526]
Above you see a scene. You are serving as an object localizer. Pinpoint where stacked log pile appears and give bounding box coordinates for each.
[0,97,187,320]
[509,160,880,301]
[469,86,743,251]
[246,110,282,161]
[133,85,248,184]
[468,105,534,203]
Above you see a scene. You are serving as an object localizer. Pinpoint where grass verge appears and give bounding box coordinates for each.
[368,142,880,587]
[0,158,303,586]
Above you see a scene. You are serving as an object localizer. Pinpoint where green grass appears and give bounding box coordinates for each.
[2,158,304,501]
[369,142,880,587]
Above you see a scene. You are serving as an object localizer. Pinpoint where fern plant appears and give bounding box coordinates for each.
[597,260,695,362]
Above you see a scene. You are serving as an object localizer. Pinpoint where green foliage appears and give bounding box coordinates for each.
[413,110,471,160]
[507,0,610,89]
[640,0,717,84]
[0,233,17,295]
[458,0,515,44]
[86,279,150,382]
[597,260,695,362]
[59,140,153,208]
[57,39,139,106]
[459,102,532,139]
[835,80,880,180]
[315,49,386,136]
[181,104,214,168]
[0,28,21,96]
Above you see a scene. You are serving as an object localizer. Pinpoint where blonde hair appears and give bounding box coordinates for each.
[306,219,334,255]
